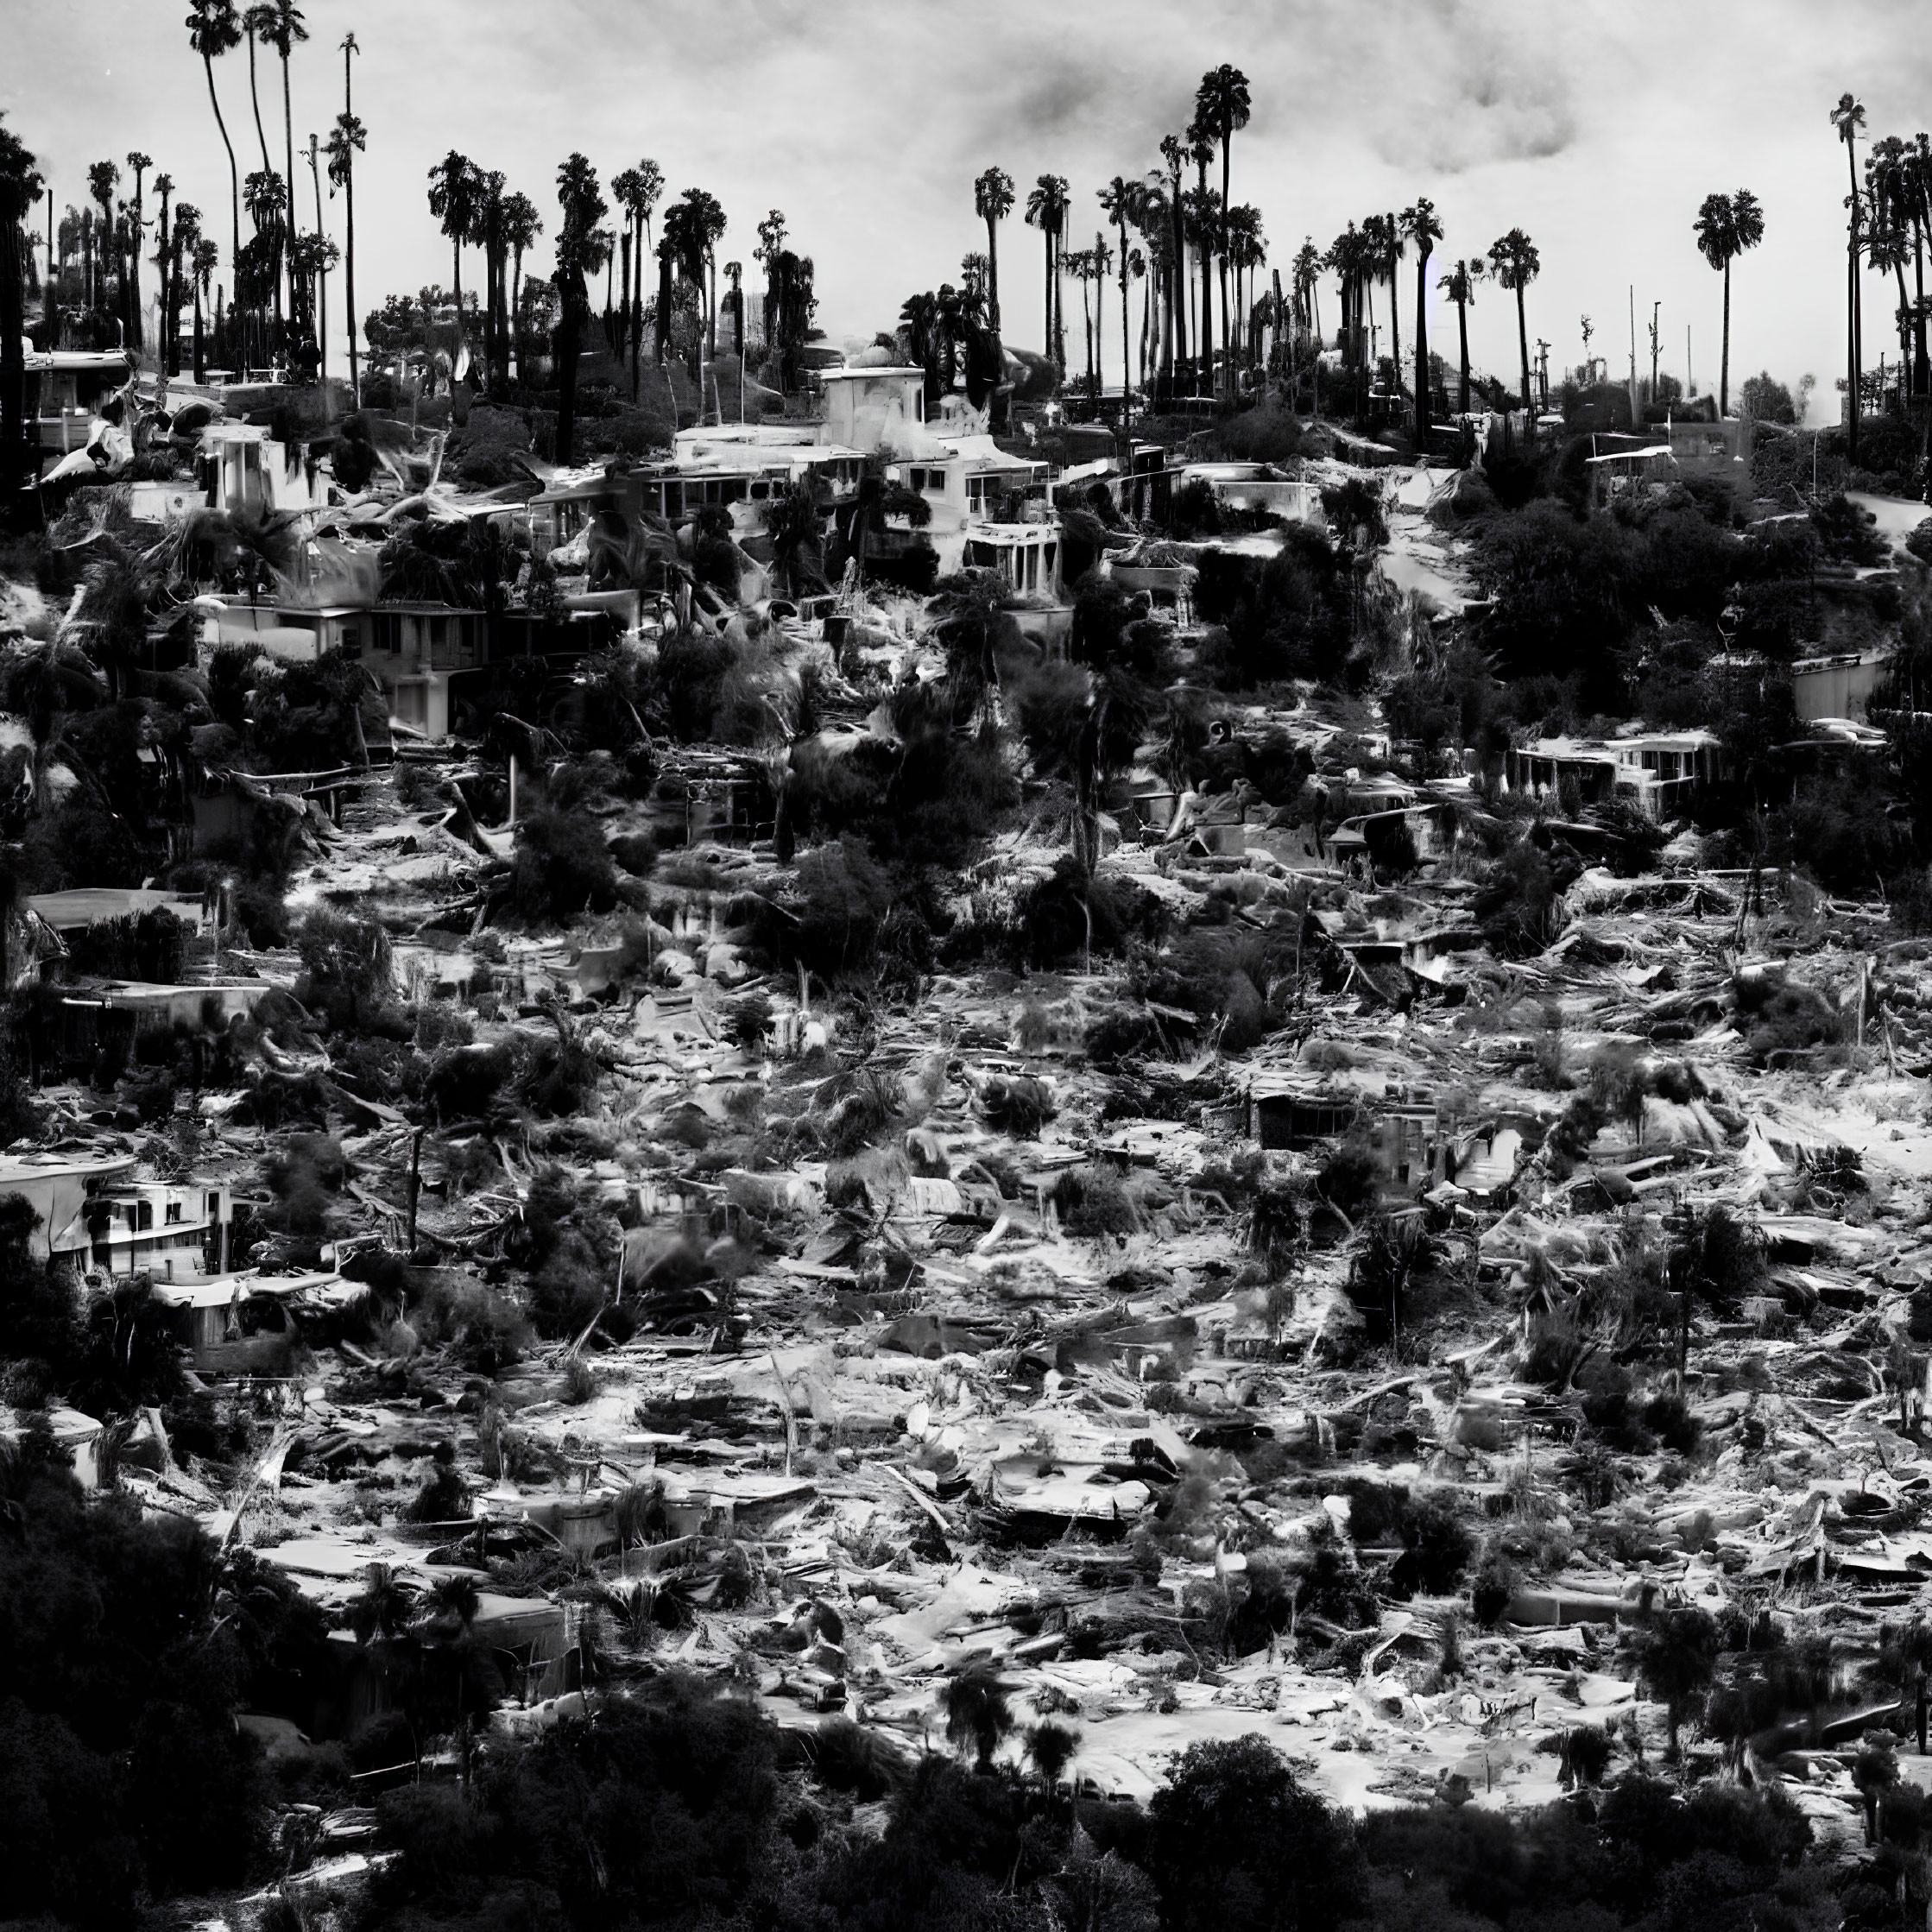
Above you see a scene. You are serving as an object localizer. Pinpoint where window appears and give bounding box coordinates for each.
[924,469,947,493]
[429,615,449,651]
[207,1192,220,1216]
[165,1201,182,1225]
[136,1201,154,1231]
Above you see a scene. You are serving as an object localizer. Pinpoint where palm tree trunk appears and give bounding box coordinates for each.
[1415,251,1430,441]
[203,54,241,369]
[1517,281,1532,431]
[1386,237,1402,399]
[1847,140,1863,462]
[1720,260,1731,416]
[1916,214,1930,393]
[1457,296,1470,414]
[515,243,527,377]
[246,34,273,173]
[986,213,1000,337]
[1119,237,1130,409]
[1043,228,1052,366]
[281,55,298,344]
[1169,172,1184,396]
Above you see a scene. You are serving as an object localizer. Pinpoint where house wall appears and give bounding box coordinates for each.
[1793,654,1886,723]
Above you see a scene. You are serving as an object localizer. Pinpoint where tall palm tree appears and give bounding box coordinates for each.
[1099,177,1137,408]
[1910,135,1932,394]
[1,113,42,503]
[1193,64,1250,399]
[552,153,608,464]
[193,234,218,381]
[1185,121,1215,395]
[612,165,657,387]
[1865,198,1914,397]
[502,191,541,378]
[325,30,362,401]
[1159,134,1187,395]
[1025,174,1068,370]
[1223,203,1264,381]
[974,166,1014,338]
[240,7,275,175]
[1832,93,1867,462]
[1183,180,1222,397]
[152,173,174,371]
[1438,257,1484,414]
[256,1,306,338]
[1693,188,1764,416]
[1487,228,1541,429]
[87,160,118,316]
[1402,198,1441,439]
[426,152,483,342]
[1364,212,1405,391]
[1866,137,1914,397]
[1291,237,1322,344]
[124,153,150,349]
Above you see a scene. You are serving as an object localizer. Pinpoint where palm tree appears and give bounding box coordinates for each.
[1,113,41,504]
[1693,188,1765,416]
[1025,174,1068,370]
[552,153,607,465]
[1438,257,1484,414]
[1910,135,1932,394]
[1099,176,1137,409]
[1193,64,1250,399]
[1832,93,1867,462]
[613,163,662,395]
[1365,212,1404,393]
[1402,198,1441,439]
[1160,133,1187,395]
[1487,228,1541,429]
[1223,203,1264,381]
[193,233,218,381]
[1869,137,1919,399]
[256,1,306,338]
[476,168,505,383]
[326,30,362,402]
[426,151,483,343]
[87,161,118,315]
[152,173,174,372]
[974,166,1014,338]
[240,7,275,175]
[124,153,150,349]
[1867,201,1915,397]
[1185,122,1215,394]
[1183,181,1222,395]
[501,191,542,378]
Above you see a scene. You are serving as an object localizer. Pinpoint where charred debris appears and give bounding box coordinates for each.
[9,350,1932,1926]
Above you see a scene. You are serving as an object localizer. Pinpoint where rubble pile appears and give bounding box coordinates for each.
[11,350,1932,1927]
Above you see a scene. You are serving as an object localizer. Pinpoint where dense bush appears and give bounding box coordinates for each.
[510,809,620,923]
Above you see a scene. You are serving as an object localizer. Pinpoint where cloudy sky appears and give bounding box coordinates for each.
[9,0,1932,415]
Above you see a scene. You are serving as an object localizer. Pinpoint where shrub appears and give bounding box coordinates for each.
[1051,1165,1138,1238]
[510,810,618,923]
[1146,1734,1364,1932]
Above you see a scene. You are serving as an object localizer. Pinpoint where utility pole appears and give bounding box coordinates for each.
[1687,325,1693,398]
[1535,338,1550,410]
[1649,300,1660,403]
[1628,284,1638,427]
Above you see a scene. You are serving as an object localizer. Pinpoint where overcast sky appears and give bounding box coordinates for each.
[9,0,1932,416]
